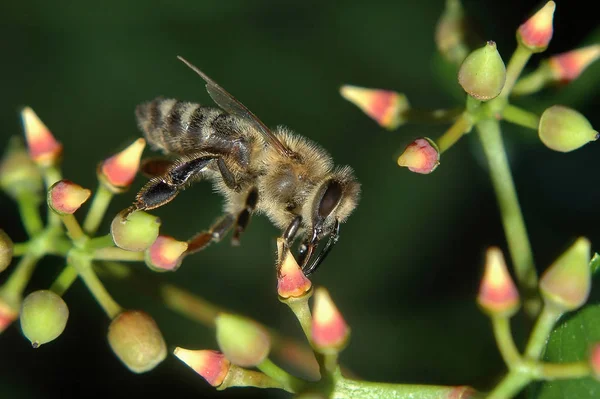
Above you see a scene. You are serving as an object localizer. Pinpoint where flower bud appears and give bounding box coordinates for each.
[98,138,146,193]
[107,310,167,373]
[0,137,43,199]
[216,313,271,367]
[458,41,506,101]
[548,45,600,84]
[340,85,409,130]
[477,247,520,317]
[0,230,13,272]
[47,180,91,215]
[538,106,598,152]
[19,290,69,348]
[276,238,312,299]
[0,296,18,333]
[590,343,600,381]
[517,1,555,53]
[174,348,230,387]
[111,210,160,252]
[21,107,63,167]
[311,287,350,354]
[540,237,591,312]
[397,138,440,174]
[145,235,188,272]
[435,0,469,65]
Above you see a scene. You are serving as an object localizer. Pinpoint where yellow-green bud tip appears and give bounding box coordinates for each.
[174,348,230,387]
[517,1,555,52]
[340,85,409,130]
[0,137,43,200]
[215,313,271,367]
[111,210,161,252]
[458,41,506,101]
[145,235,188,272]
[47,180,92,215]
[539,105,598,152]
[477,247,520,317]
[397,138,440,174]
[20,290,69,347]
[21,107,63,167]
[311,287,350,354]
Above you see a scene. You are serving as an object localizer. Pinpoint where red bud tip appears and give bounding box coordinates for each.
[99,138,146,191]
[0,298,18,333]
[48,180,91,215]
[590,343,600,380]
[548,45,600,83]
[277,238,312,299]
[174,348,230,387]
[397,138,440,174]
[447,386,478,399]
[311,287,350,353]
[145,235,188,272]
[477,247,520,316]
[21,107,63,167]
[340,85,409,130]
[517,1,555,52]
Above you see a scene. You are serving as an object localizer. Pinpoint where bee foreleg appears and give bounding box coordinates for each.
[302,219,340,276]
[231,188,258,246]
[217,158,240,191]
[186,214,236,254]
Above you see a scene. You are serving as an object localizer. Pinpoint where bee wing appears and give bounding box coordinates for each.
[177,56,294,158]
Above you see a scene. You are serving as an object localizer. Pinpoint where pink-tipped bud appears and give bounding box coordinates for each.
[174,348,231,387]
[0,137,43,200]
[458,41,506,101]
[47,180,91,216]
[311,287,350,354]
[0,230,13,273]
[397,138,440,174]
[540,237,591,312]
[215,313,271,367]
[145,235,188,272]
[435,0,469,65]
[548,45,600,84]
[111,210,161,252]
[340,85,409,130]
[477,247,520,317]
[276,238,312,299]
[108,310,167,373]
[98,138,146,193]
[590,343,600,381]
[21,107,63,167]
[538,105,598,152]
[517,1,555,52]
[0,296,18,333]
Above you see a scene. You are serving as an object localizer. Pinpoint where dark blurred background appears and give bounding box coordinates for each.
[0,0,599,398]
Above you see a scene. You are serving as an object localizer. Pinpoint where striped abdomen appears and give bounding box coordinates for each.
[135,98,246,156]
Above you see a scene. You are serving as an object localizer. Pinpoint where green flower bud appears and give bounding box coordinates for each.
[0,229,13,272]
[107,310,167,373]
[538,105,598,152]
[458,41,506,101]
[110,210,160,252]
[20,290,69,348]
[540,237,591,312]
[216,313,271,367]
[0,137,43,200]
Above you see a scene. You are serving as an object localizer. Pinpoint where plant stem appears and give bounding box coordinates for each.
[222,366,288,391]
[511,64,552,97]
[538,361,591,380]
[49,264,78,296]
[86,234,115,250]
[402,107,464,124]
[502,105,540,130]
[476,118,540,317]
[437,113,472,153]
[16,192,43,237]
[61,214,85,241]
[524,304,563,359]
[0,253,40,304]
[83,184,113,235]
[93,247,145,261]
[12,242,29,257]
[495,44,533,105]
[491,315,521,367]
[258,358,305,393]
[486,370,531,399]
[284,295,313,341]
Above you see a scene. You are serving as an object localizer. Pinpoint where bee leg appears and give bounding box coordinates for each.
[186,214,236,254]
[231,188,258,246]
[302,219,340,276]
[217,158,240,191]
[140,157,175,178]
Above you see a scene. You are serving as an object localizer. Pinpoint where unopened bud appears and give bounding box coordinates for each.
[0,137,43,199]
[174,348,230,387]
[108,310,167,373]
[47,180,91,215]
[111,210,160,252]
[539,106,598,152]
[0,296,18,333]
[0,230,13,272]
[477,247,520,317]
[435,0,469,65]
[20,290,69,348]
[216,313,271,367]
[590,343,600,381]
[517,1,555,53]
[311,287,350,354]
[340,85,409,130]
[277,238,312,299]
[540,237,591,312]
[98,138,146,193]
[458,41,506,101]
[548,45,600,84]
[397,138,440,174]
[21,107,63,167]
[145,235,188,272]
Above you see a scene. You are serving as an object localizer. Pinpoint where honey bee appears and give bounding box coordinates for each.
[127,56,360,275]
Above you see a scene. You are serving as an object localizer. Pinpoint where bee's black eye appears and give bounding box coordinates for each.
[318,181,343,218]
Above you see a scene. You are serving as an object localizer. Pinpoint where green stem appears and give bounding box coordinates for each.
[502,105,540,130]
[258,358,305,393]
[12,242,29,257]
[437,113,473,153]
[476,118,540,317]
[49,264,78,296]
[511,63,553,97]
[85,234,115,250]
[495,44,533,105]
[222,366,288,391]
[93,247,145,261]
[402,107,464,124]
[16,192,43,237]
[45,237,72,256]
[61,214,85,241]
[486,370,531,399]
[284,295,313,340]
[0,253,41,303]
[83,184,114,235]
[524,304,563,359]
[491,315,521,367]
[538,361,591,380]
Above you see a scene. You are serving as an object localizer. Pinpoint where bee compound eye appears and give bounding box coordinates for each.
[318,181,343,219]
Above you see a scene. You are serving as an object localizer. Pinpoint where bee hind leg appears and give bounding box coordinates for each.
[186,214,236,254]
[231,187,258,246]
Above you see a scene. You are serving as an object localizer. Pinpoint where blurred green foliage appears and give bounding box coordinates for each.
[0,0,599,398]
